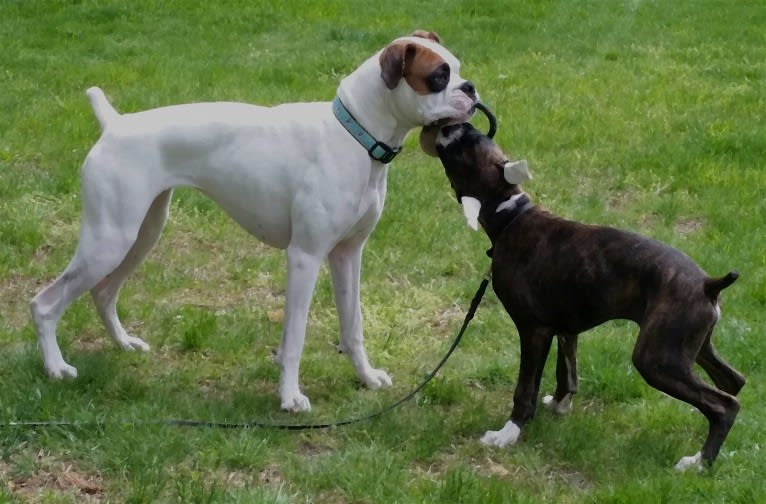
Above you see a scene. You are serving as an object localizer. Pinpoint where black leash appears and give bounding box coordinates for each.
[3,275,491,431]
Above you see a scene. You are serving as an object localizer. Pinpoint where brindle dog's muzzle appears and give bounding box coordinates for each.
[419,101,498,156]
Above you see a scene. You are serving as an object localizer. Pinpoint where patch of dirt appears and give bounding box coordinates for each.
[1,271,45,329]
[171,455,286,494]
[674,217,705,236]
[605,190,637,212]
[637,212,660,232]
[1,451,105,503]
[544,465,592,491]
[313,490,350,504]
[256,463,284,488]
[410,453,460,482]
[428,303,464,330]
[410,451,592,491]
[297,437,340,457]
[194,463,286,494]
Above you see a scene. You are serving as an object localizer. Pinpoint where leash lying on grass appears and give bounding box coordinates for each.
[4,275,490,431]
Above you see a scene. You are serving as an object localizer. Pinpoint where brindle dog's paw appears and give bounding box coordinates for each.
[480,420,521,447]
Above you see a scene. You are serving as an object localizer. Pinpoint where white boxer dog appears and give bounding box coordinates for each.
[30,31,478,412]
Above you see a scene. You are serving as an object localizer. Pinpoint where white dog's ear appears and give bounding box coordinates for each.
[380,41,415,89]
[460,196,481,231]
[503,160,532,185]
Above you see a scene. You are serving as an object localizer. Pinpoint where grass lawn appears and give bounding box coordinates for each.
[1,0,765,502]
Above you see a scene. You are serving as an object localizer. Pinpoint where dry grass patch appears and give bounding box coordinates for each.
[1,451,105,503]
[0,271,43,330]
[674,217,705,236]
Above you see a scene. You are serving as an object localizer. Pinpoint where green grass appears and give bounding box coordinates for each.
[2,0,765,502]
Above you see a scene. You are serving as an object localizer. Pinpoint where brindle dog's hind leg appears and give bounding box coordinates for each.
[544,333,578,414]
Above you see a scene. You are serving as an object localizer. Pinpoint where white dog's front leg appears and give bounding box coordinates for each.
[276,246,323,412]
[329,243,392,389]
[480,420,522,447]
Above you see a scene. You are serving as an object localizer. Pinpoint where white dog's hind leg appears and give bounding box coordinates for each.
[90,189,172,352]
[276,245,324,412]
[31,156,165,379]
[30,262,88,379]
[31,233,143,379]
[328,243,392,389]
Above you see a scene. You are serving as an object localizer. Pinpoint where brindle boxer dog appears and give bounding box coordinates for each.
[422,118,745,471]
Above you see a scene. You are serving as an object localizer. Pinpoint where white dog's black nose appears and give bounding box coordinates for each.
[459,81,477,100]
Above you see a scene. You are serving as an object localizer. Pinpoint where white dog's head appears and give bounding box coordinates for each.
[377,31,478,128]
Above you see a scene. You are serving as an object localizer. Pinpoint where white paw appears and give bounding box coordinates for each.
[542,393,573,415]
[45,361,78,380]
[280,391,312,412]
[674,451,703,472]
[360,368,393,389]
[118,335,151,352]
[480,420,521,448]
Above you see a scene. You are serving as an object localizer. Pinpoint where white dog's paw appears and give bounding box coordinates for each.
[280,391,312,413]
[117,335,151,352]
[542,393,573,415]
[674,452,704,472]
[45,361,78,380]
[480,420,521,448]
[360,368,393,389]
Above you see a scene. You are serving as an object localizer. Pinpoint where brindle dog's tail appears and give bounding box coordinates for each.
[704,270,739,300]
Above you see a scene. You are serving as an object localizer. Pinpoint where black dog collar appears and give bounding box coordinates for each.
[485,193,533,248]
[498,193,532,224]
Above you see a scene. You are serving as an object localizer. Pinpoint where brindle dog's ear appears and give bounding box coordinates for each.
[411,30,441,44]
[379,41,416,89]
[460,196,481,231]
[503,160,533,185]
[419,125,439,157]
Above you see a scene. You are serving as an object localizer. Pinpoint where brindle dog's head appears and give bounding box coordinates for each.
[431,120,532,230]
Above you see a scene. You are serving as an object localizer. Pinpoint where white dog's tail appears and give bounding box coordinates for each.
[86,86,119,131]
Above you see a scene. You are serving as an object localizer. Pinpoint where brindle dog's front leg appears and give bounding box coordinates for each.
[481,325,554,447]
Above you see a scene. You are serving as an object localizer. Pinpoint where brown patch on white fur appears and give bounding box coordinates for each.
[410,30,441,44]
[379,41,448,94]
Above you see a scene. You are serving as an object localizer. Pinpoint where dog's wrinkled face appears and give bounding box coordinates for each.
[436,123,514,201]
[379,31,478,128]
[436,123,532,229]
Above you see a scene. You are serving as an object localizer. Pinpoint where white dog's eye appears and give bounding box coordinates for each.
[426,62,450,92]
